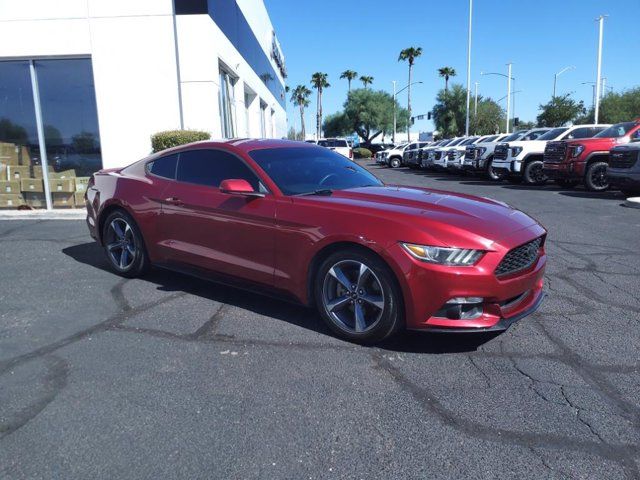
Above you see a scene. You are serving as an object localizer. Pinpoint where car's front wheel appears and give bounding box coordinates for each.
[584,161,609,192]
[523,160,547,185]
[390,157,401,168]
[315,249,402,343]
[102,210,150,278]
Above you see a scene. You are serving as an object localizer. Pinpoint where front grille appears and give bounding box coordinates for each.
[494,144,509,160]
[465,147,477,160]
[447,150,456,160]
[609,149,638,169]
[434,151,443,160]
[495,237,543,277]
[544,141,567,163]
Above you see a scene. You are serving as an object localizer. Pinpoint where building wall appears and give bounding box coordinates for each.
[0,0,287,169]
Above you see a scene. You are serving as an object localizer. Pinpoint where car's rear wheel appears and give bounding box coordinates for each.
[523,160,547,185]
[102,210,149,278]
[390,157,401,168]
[584,161,609,192]
[315,249,402,343]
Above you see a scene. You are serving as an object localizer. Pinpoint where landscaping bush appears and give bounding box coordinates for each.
[151,130,211,153]
[353,147,372,159]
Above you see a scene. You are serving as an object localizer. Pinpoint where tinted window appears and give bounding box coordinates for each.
[538,128,569,140]
[503,131,525,142]
[566,127,593,140]
[177,149,259,189]
[148,154,178,179]
[249,147,382,196]
[595,122,637,138]
[523,130,548,140]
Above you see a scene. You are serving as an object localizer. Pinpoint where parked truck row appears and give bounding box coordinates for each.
[373,120,640,196]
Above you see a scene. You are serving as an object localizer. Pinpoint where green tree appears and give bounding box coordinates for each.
[311,72,330,139]
[398,46,423,142]
[512,120,536,131]
[340,70,358,92]
[471,97,506,135]
[438,67,456,92]
[536,94,586,127]
[323,112,351,138]
[290,85,312,139]
[432,84,467,137]
[71,131,97,152]
[287,127,303,140]
[343,89,408,143]
[578,87,640,124]
[0,118,29,144]
[359,75,374,89]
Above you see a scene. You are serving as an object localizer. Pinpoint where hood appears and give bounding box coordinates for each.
[299,186,540,249]
[508,140,546,148]
[563,137,620,147]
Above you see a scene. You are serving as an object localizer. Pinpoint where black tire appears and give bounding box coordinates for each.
[314,248,403,344]
[486,157,504,181]
[390,157,401,168]
[523,160,548,186]
[584,161,610,192]
[555,179,579,188]
[102,209,150,278]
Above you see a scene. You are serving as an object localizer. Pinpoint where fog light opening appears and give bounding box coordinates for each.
[434,297,484,320]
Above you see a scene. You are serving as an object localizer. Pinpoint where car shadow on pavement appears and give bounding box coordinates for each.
[62,242,495,354]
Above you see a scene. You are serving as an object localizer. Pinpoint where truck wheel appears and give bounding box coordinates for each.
[584,162,610,192]
[523,160,547,186]
[390,157,401,168]
[486,157,503,181]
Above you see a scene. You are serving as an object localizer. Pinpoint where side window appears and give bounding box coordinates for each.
[177,149,260,190]
[148,154,178,179]
[567,128,592,139]
[408,143,417,150]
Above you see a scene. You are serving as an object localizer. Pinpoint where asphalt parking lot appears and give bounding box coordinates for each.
[1,161,639,480]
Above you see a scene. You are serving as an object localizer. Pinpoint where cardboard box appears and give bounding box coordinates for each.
[0,163,7,181]
[7,165,31,181]
[49,169,76,179]
[0,180,21,193]
[0,142,20,166]
[52,192,74,208]
[24,192,47,208]
[49,178,76,193]
[19,146,31,165]
[33,165,55,178]
[75,177,91,193]
[0,193,24,208]
[20,178,44,193]
[74,191,86,208]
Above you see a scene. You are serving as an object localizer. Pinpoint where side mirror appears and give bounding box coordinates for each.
[219,179,264,197]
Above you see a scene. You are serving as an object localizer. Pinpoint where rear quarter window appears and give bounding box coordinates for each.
[147,154,178,179]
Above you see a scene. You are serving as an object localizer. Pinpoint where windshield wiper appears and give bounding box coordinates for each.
[295,189,333,196]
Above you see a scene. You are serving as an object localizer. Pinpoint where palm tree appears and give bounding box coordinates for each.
[438,67,456,92]
[340,70,358,92]
[311,72,330,139]
[360,75,374,89]
[290,85,311,139]
[398,47,423,142]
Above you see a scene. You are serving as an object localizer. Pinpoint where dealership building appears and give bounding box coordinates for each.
[0,0,287,209]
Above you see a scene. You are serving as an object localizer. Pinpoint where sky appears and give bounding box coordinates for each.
[265,0,639,134]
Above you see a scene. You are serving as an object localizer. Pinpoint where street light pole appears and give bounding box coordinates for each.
[464,0,473,136]
[392,80,397,143]
[594,15,606,124]
[474,82,479,116]
[506,63,512,134]
[553,65,575,98]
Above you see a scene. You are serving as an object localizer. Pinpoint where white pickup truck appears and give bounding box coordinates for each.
[318,138,353,159]
[491,125,609,184]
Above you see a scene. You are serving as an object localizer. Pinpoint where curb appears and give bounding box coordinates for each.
[0,209,86,220]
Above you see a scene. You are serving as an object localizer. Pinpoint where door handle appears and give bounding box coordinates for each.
[164,197,183,206]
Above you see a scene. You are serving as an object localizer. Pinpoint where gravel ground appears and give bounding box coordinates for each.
[1,161,639,479]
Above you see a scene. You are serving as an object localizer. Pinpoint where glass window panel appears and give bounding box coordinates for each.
[177,149,259,189]
[148,154,178,179]
[0,61,40,209]
[35,58,103,209]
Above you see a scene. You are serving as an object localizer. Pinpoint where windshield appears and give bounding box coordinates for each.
[481,135,499,143]
[318,139,349,148]
[594,122,637,138]
[249,147,383,196]
[460,137,479,146]
[447,138,465,146]
[502,131,524,142]
[538,128,569,140]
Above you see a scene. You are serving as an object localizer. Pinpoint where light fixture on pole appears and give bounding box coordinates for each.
[393,81,422,142]
[594,14,607,124]
[464,0,473,136]
[481,65,514,133]
[553,65,575,97]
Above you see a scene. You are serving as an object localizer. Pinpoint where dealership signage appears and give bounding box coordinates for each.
[271,31,286,79]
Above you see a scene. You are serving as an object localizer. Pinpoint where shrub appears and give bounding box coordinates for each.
[151,130,211,153]
[352,147,372,159]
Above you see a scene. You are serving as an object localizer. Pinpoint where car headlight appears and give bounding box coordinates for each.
[571,145,585,158]
[401,243,484,266]
[511,146,523,157]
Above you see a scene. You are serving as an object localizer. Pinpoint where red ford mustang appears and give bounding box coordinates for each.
[86,139,546,343]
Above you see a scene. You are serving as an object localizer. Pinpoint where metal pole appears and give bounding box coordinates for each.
[553,74,557,98]
[505,63,512,134]
[392,80,396,143]
[474,82,479,116]
[171,2,184,130]
[464,0,473,136]
[594,15,605,124]
[29,60,52,211]
[601,77,606,99]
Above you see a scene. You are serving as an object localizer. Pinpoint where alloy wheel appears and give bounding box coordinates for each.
[590,164,609,190]
[105,218,136,270]
[322,260,385,334]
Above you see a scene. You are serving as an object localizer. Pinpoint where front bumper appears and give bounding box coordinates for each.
[543,161,584,180]
[607,169,640,189]
[386,224,547,332]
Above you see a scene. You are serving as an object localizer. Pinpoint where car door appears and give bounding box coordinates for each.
[158,148,276,286]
